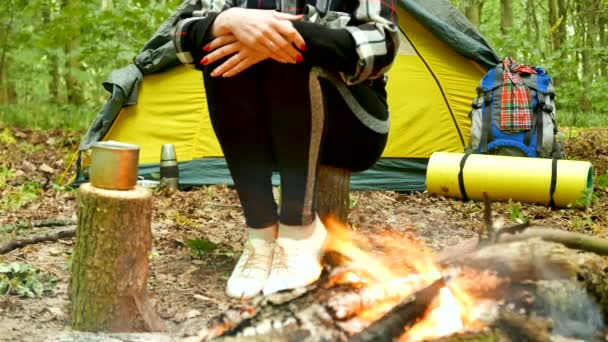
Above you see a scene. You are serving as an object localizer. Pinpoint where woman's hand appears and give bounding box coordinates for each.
[211,8,306,64]
[201,35,271,77]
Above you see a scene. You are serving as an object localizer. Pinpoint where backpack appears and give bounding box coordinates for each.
[467,57,565,159]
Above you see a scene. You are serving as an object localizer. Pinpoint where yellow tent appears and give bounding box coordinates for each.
[66,0,499,191]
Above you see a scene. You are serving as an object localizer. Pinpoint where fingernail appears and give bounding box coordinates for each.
[203,45,210,51]
[200,57,209,65]
[296,54,303,62]
[299,43,307,51]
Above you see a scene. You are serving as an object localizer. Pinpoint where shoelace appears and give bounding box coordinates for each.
[271,243,302,275]
[238,243,273,278]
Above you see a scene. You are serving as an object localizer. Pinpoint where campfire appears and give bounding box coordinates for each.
[192,200,608,342]
[321,220,492,342]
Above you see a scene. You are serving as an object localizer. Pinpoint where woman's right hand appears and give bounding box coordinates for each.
[211,8,306,64]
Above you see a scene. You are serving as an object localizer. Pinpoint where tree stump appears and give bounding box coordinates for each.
[315,165,351,224]
[71,183,162,332]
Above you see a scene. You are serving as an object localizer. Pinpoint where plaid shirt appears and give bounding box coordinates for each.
[172,0,399,84]
[500,57,537,131]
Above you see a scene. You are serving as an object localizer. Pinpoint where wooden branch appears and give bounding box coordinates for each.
[348,278,445,342]
[498,227,608,256]
[0,218,76,235]
[0,227,76,254]
[437,225,608,266]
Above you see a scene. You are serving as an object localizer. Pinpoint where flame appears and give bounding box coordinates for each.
[401,287,464,341]
[322,217,484,340]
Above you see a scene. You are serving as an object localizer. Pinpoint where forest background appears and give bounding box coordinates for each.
[0,0,606,131]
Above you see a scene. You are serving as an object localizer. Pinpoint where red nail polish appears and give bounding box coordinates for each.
[200,57,209,65]
[203,45,210,51]
[296,54,303,62]
[300,43,307,51]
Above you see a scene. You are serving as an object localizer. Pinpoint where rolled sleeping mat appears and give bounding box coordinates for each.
[426,152,594,209]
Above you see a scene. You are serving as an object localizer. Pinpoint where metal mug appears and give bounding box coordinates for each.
[89,141,140,190]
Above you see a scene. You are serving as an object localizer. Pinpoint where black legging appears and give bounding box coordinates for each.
[202,60,388,228]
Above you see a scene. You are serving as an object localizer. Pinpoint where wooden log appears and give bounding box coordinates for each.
[70,183,163,332]
[349,278,445,342]
[198,239,608,342]
[315,165,351,224]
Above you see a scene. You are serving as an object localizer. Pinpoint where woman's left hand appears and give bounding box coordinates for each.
[202,34,295,77]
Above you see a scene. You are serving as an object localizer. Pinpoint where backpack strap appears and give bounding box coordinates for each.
[549,158,558,209]
[458,151,473,202]
[479,91,493,154]
[535,94,544,155]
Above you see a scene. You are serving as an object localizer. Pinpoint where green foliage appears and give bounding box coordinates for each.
[0,167,14,188]
[0,180,43,211]
[0,0,182,129]
[558,112,608,128]
[508,200,527,222]
[185,238,218,257]
[0,262,57,298]
[0,128,17,145]
[0,104,97,131]
[595,172,608,190]
[0,0,605,130]
[185,238,235,258]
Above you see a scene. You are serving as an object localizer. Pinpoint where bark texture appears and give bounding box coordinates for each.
[70,183,158,332]
[315,165,351,224]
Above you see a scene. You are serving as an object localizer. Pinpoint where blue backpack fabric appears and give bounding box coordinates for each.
[467,58,565,159]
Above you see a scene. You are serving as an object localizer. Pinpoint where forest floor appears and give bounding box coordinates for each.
[0,125,607,341]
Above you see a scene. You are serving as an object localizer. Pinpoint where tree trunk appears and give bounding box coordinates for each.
[500,0,513,35]
[464,0,483,28]
[0,1,14,105]
[42,2,62,104]
[71,183,163,332]
[500,0,514,57]
[315,165,351,225]
[600,5,607,78]
[62,0,85,105]
[549,0,560,51]
[580,0,598,111]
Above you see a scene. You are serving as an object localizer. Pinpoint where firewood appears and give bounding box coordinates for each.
[70,183,164,332]
[348,278,445,342]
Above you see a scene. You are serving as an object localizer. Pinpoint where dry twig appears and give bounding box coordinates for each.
[0,227,76,254]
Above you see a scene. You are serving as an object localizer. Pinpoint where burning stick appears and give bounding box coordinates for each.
[348,278,445,342]
[326,273,429,320]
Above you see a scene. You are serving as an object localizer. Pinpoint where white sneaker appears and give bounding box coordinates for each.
[226,227,276,299]
[263,215,327,296]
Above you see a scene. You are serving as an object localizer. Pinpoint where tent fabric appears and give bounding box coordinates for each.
[400,0,499,70]
[71,0,501,191]
[138,158,428,191]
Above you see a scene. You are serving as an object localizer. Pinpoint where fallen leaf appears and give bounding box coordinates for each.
[174,309,202,322]
[22,160,36,172]
[39,163,55,174]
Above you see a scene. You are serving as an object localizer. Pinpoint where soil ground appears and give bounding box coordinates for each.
[0,125,607,341]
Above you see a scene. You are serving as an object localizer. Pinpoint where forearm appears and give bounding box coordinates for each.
[173,14,219,68]
[296,1,400,84]
[291,21,358,76]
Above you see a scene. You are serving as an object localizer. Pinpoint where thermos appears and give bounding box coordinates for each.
[160,144,179,190]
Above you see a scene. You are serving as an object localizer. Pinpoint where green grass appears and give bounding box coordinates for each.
[0,103,98,131]
[557,111,608,128]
